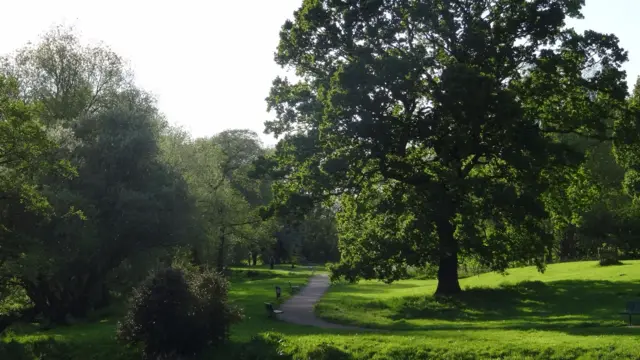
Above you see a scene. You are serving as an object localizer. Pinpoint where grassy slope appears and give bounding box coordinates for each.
[5,261,640,359]
[308,261,640,359]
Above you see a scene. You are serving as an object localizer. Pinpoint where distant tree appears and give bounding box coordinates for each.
[270,205,340,265]
[1,24,131,125]
[264,0,629,294]
[161,129,273,271]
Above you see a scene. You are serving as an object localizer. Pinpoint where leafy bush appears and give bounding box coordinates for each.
[188,269,243,347]
[406,265,438,280]
[598,243,622,266]
[233,333,291,360]
[117,267,242,359]
[0,341,32,360]
[305,342,352,360]
[0,338,70,360]
[406,257,490,281]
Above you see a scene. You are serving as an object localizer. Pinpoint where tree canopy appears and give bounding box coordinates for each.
[264,0,629,294]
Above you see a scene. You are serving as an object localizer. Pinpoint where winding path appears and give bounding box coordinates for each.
[278,274,365,330]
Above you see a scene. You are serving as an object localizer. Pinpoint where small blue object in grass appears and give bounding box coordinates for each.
[275,286,281,299]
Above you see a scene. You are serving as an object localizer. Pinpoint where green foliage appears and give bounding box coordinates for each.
[0,74,74,214]
[232,333,292,360]
[117,267,242,359]
[189,268,244,347]
[264,0,630,295]
[160,128,274,270]
[0,338,70,360]
[305,343,352,360]
[597,244,622,266]
[0,26,200,325]
[272,204,340,265]
[117,268,194,358]
[1,24,131,125]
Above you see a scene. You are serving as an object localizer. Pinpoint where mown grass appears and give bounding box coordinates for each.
[307,261,640,359]
[316,261,640,330]
[1,265,315,359]
[4,261,640,359]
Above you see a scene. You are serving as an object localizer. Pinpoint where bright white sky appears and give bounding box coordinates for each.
[1,0,639,146]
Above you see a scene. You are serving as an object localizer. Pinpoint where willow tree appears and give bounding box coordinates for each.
[264,0,628,294]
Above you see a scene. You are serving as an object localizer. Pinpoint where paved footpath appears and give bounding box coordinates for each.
[278,274,367,330]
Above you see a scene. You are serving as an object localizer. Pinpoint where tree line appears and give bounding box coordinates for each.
[0,25,339,326]
[4,0,640,328]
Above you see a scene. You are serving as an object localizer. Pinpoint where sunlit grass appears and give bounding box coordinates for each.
[316,261,640,331]
[4,261,640,359]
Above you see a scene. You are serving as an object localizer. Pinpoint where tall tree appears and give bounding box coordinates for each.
[1,24,131,125]
[5,95,194,322]
[161,129,272,270]
[0,74,75,300]
[1,27,195,322]
[264,0,628,294]
[0,74,73,213]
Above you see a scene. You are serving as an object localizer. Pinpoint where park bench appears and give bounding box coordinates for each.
[289,281,300,293]
[265,302,283,318]
[620,300,640,325]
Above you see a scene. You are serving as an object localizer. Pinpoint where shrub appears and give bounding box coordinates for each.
[188,269,243,348]
[0,340,32,360]
[305,342,353,360]
[117,267,242,359]
[598,243,622,266]
[0,338,70,360]
[233,333,291,360]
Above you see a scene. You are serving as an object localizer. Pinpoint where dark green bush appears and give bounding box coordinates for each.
[305,342,353,360]
[188,269,243,348]
[598,243,622,266]
[0,340,31,360]
[0,338,70,360]
[233,333,291,360]
[117,267,241,359]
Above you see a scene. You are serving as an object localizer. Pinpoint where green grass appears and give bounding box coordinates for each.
[1,265,315,359]
[307,260,640,359]
[4,261,640,359]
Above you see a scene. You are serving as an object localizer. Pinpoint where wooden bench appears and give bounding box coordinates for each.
[289,281,300,293]
[265,302,283,318]
[620,301,640,325]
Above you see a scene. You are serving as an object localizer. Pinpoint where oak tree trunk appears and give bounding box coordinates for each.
[435,216,462,296]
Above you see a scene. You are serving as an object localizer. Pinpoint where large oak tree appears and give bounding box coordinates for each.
[264,0,628,294]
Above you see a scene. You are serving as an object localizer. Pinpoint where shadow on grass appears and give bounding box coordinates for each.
[318,280,640,336]
[329,282,424,293]
[214,332,357,360]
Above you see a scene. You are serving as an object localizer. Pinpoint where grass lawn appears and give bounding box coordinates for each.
[4,261,640,359]
[310,260,640,359]
[1,265,317,359]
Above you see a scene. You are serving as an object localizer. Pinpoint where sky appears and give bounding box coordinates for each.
[1,0,639,146]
